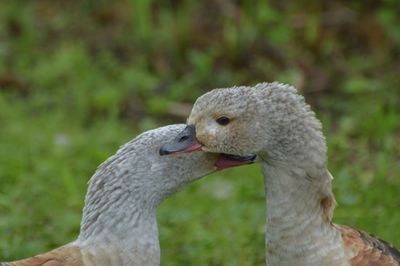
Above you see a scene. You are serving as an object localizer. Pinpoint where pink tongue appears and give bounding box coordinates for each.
[215,157,251,170]
[182,142,202,153]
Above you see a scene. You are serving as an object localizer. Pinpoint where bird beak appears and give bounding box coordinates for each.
[215,154,257,170]
[159,125,202,155]
[159,124,256,169]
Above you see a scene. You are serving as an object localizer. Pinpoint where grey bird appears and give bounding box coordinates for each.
[161,83,400,266]
[1,124,255,266]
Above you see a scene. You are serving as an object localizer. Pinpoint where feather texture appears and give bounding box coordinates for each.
[1,244,83,266]
[337,224,400,266]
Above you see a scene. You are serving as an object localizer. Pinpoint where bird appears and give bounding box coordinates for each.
[160,82,400,266]
[1,124,255,266]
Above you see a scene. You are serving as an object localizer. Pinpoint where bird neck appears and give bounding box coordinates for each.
[75,171,161,265]
[77,210,160,266]
[262,162,348,265]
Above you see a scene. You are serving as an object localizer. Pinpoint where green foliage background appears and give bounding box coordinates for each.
[0,1,399,265]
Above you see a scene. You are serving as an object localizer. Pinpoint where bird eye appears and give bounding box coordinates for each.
[216,116,230,126]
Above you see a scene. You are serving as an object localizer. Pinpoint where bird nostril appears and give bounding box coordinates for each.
[179,135,189,142]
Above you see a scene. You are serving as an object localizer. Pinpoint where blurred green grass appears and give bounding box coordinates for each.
[0,1,399,265]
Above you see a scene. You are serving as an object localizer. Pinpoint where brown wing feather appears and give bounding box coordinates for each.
[1,244,83,266]
[336,224,400,266]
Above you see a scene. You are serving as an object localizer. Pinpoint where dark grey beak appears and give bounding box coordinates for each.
[159,125,202,155]
[215,153,257,169]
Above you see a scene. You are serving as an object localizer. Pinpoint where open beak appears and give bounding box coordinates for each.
[159,125,202,155]
[159,124,256,169]
[215,154,256,170]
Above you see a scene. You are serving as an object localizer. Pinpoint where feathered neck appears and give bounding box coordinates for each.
[75,148,161,266]
[261,156,347,265]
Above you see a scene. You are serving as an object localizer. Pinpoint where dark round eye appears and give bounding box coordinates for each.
[216,116,230,126]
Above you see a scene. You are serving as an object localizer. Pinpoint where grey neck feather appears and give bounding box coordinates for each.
[253,83,346,265]
[262,163,346,265]
[76,140,161,265]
